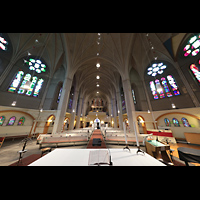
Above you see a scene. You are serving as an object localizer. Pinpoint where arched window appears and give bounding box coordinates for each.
[190,62,200,83]
[0,34,8,51]
[0,116,5,126]
[147,62,180,99]
[164,118,171,127]
[183,33,200,57]
[18,117,25,126]
[7,116,16,126]
[57,87,63,103]
[181,117,191,127]
[172,118,180,127]
[8,58,46,97]
[131,89,136,104]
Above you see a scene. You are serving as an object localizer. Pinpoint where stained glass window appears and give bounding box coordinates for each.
[190,63,200,83]
[18,117,25,126]
[33,78,44,97]
[149,81,158,99]
[147,62,167,77]
[167,75,180,96]
[183,34,200,57]
[181,117,191,127]
[26,76,38,96]
[155,79,165,98]
[18,74,32,94]
[161,77,173,97]
[0,35,8,51]
[8,70,24,93]
[8,58,46,97]
[131,89,136,104]
[0,116,5,126]
[164,118,170,127]
[172,118,180,127]
[149,75,180,99]
[57,87,63,103]
[7,116,16,126]
[24,58,46,74]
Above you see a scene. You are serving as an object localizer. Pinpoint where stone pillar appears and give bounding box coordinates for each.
[69,89,79,130]
[122,78,139,134]
[112,97,117,128]
[84,101,88,116]
[76,97,83,129]
[116,91,123,130]
[52,77,72,134]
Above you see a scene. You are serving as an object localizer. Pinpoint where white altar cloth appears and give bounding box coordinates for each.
[29,148,165,166]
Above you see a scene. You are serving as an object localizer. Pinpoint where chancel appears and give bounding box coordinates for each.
[1,33,200,166]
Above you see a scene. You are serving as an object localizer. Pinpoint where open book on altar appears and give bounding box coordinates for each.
[88,150,111,166]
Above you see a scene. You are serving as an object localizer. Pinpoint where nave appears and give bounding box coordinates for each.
[1,127,200,166]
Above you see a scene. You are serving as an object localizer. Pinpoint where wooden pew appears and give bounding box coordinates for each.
[184,132,200,145]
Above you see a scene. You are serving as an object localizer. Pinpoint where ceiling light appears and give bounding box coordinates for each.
[96,84,99,87]
[171,103,176,109]
[96,75,100,79]
[96,63,100,68]
[97,91,99,93]
[11,101,16,106]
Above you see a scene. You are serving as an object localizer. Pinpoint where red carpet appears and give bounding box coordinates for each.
[9,154,41,166]
[87,129,107,149]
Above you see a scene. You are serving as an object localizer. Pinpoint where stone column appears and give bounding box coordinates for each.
[108,101,112,117]
[52,77,72,134]
[76,97,83,129]
[112,97,117,128]
[116,91,123,130]
[69,89,79,130]
[122,78,140,134]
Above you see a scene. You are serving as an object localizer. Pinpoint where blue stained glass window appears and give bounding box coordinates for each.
[150,75,180,99]
[7,116,16,126]
[167,75,180,96]
[181,117,191,127]
[57,87,63,103]
[164,118,171,127]
[172,118,180,127]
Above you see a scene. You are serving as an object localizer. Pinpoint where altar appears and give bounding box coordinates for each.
[94,118,100,129]
[29,148,165,166]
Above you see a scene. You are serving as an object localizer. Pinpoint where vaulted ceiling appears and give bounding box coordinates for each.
[7,33,182,104]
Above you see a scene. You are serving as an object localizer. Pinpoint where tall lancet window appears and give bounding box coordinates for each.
[8,58,47,98]
[147,62,180,100]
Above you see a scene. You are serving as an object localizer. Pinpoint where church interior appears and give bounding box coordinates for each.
[1,33,200,166]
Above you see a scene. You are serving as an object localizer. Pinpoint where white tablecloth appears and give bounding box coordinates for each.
[29,148,165,166]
